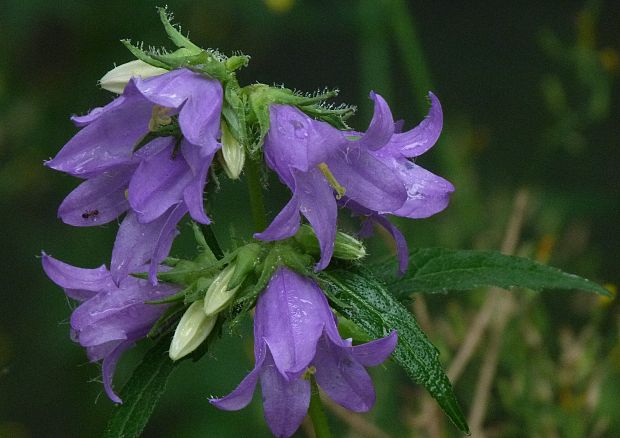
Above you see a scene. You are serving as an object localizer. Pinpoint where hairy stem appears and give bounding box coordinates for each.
[245,156,267,232]
[309,378,331,438]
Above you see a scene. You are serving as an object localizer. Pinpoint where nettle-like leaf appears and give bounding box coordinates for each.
[376,247,610,298]
[319,268,470,434]
[103,337,177,438]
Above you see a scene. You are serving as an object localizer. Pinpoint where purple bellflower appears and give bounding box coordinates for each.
[42,253,179,403]
[256,92,453,272]
[45,68,223,284]
[210,267,397,438]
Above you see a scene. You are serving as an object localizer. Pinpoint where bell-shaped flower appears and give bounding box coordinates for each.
[256,94,408,270]
[46,68,223,284]
[41,253,180,403]
[349,92,454,273]
[46,67,222,177]
[258,91,453,273]
[210,267,397,438]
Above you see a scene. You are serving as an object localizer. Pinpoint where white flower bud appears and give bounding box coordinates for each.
[169,300,217,361]
[203,264,241,316]
[219,122,246,179]
[99,60,168,94]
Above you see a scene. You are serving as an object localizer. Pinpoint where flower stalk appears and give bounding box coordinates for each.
[309,378,331,438]
[245,156,267,232]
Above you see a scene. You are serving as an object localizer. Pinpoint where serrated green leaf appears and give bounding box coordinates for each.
[103,337,176,438]
[320,268,469,434]
[377,247,610,297]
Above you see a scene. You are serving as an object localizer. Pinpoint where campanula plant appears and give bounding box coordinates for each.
[41,8,610,438]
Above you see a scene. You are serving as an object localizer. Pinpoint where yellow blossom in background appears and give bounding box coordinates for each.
[264,0,294,14]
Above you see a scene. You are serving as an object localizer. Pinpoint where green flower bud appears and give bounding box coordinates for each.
[169,300,217,361]
[219,122,245,179]
[203,264,241,316]
[294,224,366,260]
[99,60,167,94]
[228,243,262,289]
[333,230,367,260]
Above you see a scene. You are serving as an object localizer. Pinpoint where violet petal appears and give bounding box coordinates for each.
[58,164,134,227]
[41,253,111,300]
[327,146,406,213]
[293,169,337,271]
[256,268,326,376]
[372,215,410,274]
[209,354,265,411]
[387,92,443,158]
[350,330,398,366]
[313,335,376,412]
[392,161,455,218]
[254,195,301,242]
[110,204,186,286]
[260,350,310,438]
[181,140,216,224]
[102,339,134,404]
[148,202,188,285]
[128,138,192,223]
[349,92,394,151]
[46,84,151,177]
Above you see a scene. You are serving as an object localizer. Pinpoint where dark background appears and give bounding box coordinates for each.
[1,0,618,436]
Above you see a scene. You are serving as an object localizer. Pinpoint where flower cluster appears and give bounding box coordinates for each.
[42,12,453,438]
[47,68,222,285]
[42,253,180,402]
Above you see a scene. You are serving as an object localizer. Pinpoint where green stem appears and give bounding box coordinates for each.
[245,157,267,232]
[308,378,331,438]
[201,224,224,259]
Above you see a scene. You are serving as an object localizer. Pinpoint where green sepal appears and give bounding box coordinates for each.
[145,288,188,305]
[191,222,217,265]
[294,224,366,261]
[228,243,263,289]
[183,276,215,304]
[251,242,314,296]
[162,257,181,267]
[245,85,342,152]
[222,82,249,152]
[146,303,185,338]
[121,39,170,69]
[157,7,201,53]
[299,103,357,130]
[225,55,251,73]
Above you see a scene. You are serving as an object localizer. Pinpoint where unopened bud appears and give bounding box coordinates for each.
[219,122,245,179]
[294,224,366,260]
[333,230,366,260]
[169,300,217,361]
[99,60,168,94]
[203,264,241,316]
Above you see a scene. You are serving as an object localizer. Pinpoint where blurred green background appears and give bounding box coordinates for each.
[1,0,619,437]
